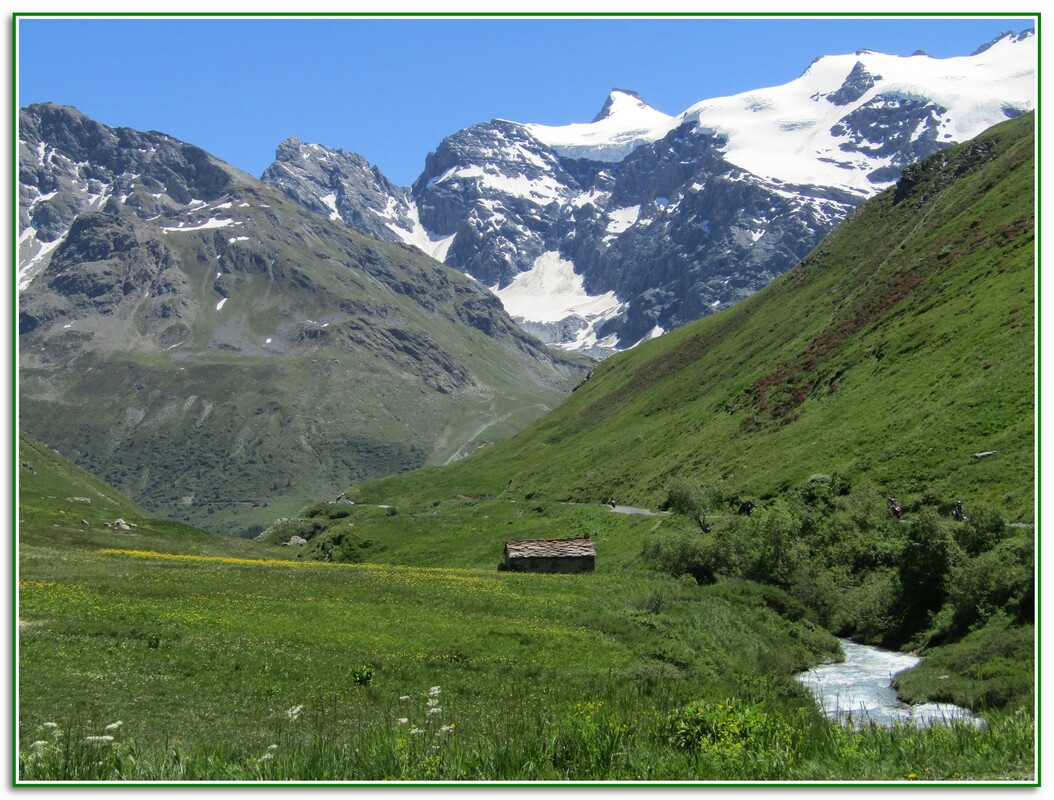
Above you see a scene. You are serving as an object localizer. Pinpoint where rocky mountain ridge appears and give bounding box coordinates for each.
[263,31,1034,355]
[17,102,588,533]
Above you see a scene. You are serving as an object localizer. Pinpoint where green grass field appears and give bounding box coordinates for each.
[17,538,1035,782]
[16,436,1035,782]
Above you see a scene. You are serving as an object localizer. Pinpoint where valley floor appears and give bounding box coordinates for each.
[17,519,1034,784]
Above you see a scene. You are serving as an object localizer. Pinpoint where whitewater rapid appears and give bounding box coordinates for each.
[796,639,980,728]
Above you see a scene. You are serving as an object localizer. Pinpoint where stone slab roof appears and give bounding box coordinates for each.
[504,536,595,559]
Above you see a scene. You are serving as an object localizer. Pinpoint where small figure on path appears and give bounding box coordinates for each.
[888,497,902,519]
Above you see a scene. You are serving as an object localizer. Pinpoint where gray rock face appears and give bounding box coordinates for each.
[20,103,241,242]
[412,119,578,287]
[826,62,882,106]
[258,91,911,349]
[405,115,854,347]
[831,94,950,174]
[19,209,189,337]
[556,124,855,344]
[261,137,416,244]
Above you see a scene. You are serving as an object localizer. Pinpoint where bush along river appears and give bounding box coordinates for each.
[796,639,980,728]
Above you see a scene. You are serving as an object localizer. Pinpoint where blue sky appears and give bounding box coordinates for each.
[17,15,1035,187]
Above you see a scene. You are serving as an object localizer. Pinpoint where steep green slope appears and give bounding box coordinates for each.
[350,113,1035,523]
[17,431,278,559]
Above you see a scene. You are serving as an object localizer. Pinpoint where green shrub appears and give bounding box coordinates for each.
[827,568,901,645]
[898,512,963,625]
[947,535,1034,630]
[665,698,796,775]
[954,504,1010,557]
[745,501,808,588]
[664,476,721,532]
[640,530,719,584]
[351,666,374,686]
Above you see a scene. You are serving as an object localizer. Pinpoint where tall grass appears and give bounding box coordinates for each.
[19,694,1034,782]
[17,545,1034,783]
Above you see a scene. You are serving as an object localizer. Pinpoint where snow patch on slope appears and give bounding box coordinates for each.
[493,251,621,323]
[490,251,626,353]
[161,218,238,234]
[386,203,456,262]
[320,192,341,221]
[18,229,66,291]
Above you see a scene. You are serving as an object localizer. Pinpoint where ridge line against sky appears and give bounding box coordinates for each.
[15,14,1038,187]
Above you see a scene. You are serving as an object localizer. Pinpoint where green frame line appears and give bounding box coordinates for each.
[12,9,1041,792]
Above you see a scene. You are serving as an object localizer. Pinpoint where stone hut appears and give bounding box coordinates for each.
[502,536,595,573]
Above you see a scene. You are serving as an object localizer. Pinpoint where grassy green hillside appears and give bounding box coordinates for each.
[17,433,1033,781]
[350,113,1034,523]
[17,432,283,559]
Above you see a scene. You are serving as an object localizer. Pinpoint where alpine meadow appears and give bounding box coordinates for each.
[16,21,1037,786]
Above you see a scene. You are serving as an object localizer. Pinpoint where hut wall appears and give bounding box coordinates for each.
[504,555,595,574]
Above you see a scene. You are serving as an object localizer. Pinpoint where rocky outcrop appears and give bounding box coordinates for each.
[261,137,416,244]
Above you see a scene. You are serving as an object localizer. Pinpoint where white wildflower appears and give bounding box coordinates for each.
[286,705,304,721]
[104,721,123,731]
[398,695,411,701]
[42,722,58,730]
[427,706,442,716]
[29,740,48,749]
[439,725,453,734]
[428,686,441,697]
[426,697,440,708]
[84,735,114,744]
[396,718,409,725]
[409,727,424,735]
[267,744,278,751]
[259,752,274,762]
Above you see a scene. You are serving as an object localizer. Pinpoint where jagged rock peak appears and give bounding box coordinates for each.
[591,89,655,123]
[827,61,883,106]
[274,136,354,162]
[972,29,1035,56]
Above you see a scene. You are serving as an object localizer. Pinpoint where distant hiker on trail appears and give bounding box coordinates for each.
[952,499,968,522]
[888,497,902,519]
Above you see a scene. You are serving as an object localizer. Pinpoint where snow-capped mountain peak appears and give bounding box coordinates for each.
[677,32,1034,196]
[591,88,660,122]
[971,28,1034,56]
[524,89,674,163]
[263,31,1034,358]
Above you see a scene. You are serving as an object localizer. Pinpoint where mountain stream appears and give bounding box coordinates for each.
[795,639,980,728]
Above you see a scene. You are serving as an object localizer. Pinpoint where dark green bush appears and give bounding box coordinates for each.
[640,530,720,584]
[664,476,721,532]
[898,511,963,625]
[954,504,1010,557]
[947,535,1034,630]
